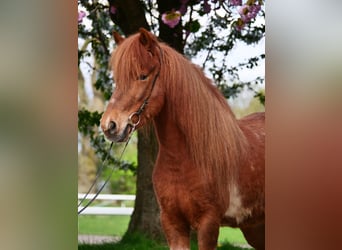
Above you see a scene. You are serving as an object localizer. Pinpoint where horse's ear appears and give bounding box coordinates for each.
[138,28,156,51]
[113,31,124,45]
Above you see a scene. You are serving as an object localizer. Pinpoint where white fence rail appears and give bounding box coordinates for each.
[78,193,135,215]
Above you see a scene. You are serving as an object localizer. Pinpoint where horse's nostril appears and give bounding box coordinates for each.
[108,121,116,134]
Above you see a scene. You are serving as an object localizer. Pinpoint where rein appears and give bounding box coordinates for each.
[78,133,134,215]
[78,47,163,215]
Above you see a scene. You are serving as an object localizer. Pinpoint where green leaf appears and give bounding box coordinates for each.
[185,20,201,33]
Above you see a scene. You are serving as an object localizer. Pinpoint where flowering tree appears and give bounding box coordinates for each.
[78,0,264,240]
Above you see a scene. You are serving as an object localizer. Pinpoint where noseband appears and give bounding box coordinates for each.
[127,47,163,129]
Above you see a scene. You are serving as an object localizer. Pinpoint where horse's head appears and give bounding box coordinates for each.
[101,28,164,142]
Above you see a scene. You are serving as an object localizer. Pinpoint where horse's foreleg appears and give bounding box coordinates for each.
[197,214,220,250]
[160,212,191,250]
[240,223,265,250]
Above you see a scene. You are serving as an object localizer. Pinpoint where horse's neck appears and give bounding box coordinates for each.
[153,109,187,158]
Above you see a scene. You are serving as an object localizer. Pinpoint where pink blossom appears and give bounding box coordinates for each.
[234,2,263,31]
[203,0,211,13]
[179,0,189,15]
[238,5,248,16]
[161,10,181,28]
[238,4,261,23]
[110,6,117,14]
[234,18,245,31]
[78,10,86,23]
[229,0,242,6]
[249,4,261,16]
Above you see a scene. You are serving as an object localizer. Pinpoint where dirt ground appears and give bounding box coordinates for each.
[78,234,120,244]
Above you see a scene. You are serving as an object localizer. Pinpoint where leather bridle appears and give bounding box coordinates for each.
[127,46,163,129]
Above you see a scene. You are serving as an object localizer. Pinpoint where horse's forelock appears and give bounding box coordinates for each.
[111,34,159,90]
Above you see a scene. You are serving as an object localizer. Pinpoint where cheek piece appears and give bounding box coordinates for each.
[127,46,163,131]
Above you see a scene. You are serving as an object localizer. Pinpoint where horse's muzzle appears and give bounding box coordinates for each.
[102,122,133,143]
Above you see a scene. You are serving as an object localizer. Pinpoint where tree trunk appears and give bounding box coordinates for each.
[108,0,149,35]
[126,127,162,239]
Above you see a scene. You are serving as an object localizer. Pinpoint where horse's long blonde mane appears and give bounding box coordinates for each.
[112,33,249,208]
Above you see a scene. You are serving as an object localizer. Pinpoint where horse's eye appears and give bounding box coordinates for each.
[139,74,148,81]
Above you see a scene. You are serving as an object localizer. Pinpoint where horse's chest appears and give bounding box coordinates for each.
[153,167,214,223]
[153,169,200,202]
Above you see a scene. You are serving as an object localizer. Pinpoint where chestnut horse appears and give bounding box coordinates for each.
[101,28,265,250]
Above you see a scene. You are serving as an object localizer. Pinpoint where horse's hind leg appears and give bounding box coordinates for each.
[160,212,191,250]
[197,214,220,250]
[240,223,265,250]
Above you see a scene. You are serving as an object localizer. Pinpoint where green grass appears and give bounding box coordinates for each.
[79,233,167,250]
[219,227,248,245]
[78,232,251,250]
[78,215,130,236]
[78,215,250,248]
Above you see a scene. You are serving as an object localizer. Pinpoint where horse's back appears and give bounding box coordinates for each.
[239,112,265,127]
[238,112,265,142]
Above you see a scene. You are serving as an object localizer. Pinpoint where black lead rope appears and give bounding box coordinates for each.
[77,142,113,208]
[78,133,133,215]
